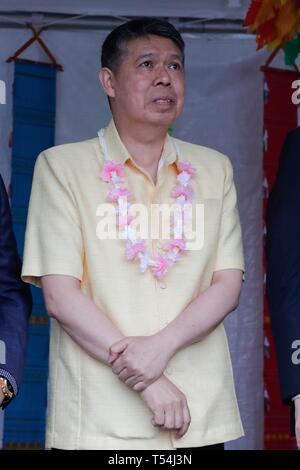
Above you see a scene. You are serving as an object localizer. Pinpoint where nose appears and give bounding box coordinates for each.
[153,64,171,87]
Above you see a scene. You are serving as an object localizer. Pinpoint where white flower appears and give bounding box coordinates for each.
[139,251,151,272]
[166,250,180,262]
[111,171,123,185]
[120,225,137,241]
[177,171,191,186]
[116,198,130,216]
[176,195,186,206]
[127,226,137,242]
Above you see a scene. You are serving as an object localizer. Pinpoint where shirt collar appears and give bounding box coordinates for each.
[104,117,179,167]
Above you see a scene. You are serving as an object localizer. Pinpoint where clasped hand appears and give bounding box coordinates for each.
[107,334,173,392]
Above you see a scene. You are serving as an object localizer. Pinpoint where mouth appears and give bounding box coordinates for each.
[153,97,176,106]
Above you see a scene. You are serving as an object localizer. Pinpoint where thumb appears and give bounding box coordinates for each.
[110,339,128,354]
[107,351,119,363]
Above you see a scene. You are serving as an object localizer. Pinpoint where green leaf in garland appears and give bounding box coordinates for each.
[284,33,300,66]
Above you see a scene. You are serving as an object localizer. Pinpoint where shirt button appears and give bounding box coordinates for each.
[159,281,167,289]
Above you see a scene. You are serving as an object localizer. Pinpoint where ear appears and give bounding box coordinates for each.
[99,67,116,99]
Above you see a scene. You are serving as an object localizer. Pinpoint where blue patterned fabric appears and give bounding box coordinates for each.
[3,60,56,449]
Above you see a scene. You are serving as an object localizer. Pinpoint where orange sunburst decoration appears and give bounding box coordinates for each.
[243,0,300,64]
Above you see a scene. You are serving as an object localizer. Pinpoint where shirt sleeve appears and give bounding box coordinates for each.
[21,151,84,288]
[0,369,17,410]
[213,156,245,277]
[0,369,17,395]
[292,394,300,401]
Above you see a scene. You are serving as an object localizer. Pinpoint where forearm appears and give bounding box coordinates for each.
[42,277,124,365]
[156,270,242,355]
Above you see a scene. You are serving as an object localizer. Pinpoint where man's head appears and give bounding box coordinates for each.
[99,18,185,129]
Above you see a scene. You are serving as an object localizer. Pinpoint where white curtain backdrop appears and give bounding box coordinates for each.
[0,23,265,449]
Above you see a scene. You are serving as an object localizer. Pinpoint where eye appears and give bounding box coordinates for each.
[169,63,181,70]
[140,60,153,68]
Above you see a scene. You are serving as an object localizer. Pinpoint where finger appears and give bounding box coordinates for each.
[107,352,119,363]
[109,345,127,364]
[112,358,126,374]
[125,375,143,388]
[110,340,128,354]
[153,408,165,427]
[151,415,163,427]
[176,402,191,438]
[132,381,147,392]
[174,401,183,431]
[115,367,130,381]
[164,405,175,430]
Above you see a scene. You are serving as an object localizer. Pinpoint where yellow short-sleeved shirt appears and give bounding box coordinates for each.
[22,118,245,450]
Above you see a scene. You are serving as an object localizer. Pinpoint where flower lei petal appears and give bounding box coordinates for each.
[100,161,124,182]
[151,255,172,280]
[125,241,147,260]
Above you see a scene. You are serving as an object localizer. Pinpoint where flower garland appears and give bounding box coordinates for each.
[98,128,196,281]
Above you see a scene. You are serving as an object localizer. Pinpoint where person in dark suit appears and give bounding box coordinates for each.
[266,127,300,449]
[0,173,32,408]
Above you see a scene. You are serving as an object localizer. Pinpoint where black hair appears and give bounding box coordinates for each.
[101,17,185,73]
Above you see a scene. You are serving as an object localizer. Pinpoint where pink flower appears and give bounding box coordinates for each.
[125,241,147,260]
[163,239,186,253]
[100,161,124,182]
[151,255,172,280]
[171,184,193,201]
[178,161,196,176]
[117,214,135,230]
[107,187,131,202]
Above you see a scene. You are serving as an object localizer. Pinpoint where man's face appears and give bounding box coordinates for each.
[105,35,185,128]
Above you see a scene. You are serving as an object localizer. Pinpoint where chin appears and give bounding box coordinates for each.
[150,114,176,127]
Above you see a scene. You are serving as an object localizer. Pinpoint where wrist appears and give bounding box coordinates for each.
[154,327,180,358]
[139,373,165,396]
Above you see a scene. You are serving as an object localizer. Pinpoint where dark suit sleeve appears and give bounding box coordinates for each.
[0,174,32,406]
[266,128,300,403]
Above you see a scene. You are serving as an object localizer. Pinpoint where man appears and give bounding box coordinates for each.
[21,18,244,450]
[266,127,300,449]
[0,174,32,409]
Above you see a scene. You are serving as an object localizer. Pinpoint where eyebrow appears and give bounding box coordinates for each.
[135,52,183,63]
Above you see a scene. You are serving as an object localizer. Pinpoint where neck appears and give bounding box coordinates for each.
[112,115,169,169]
